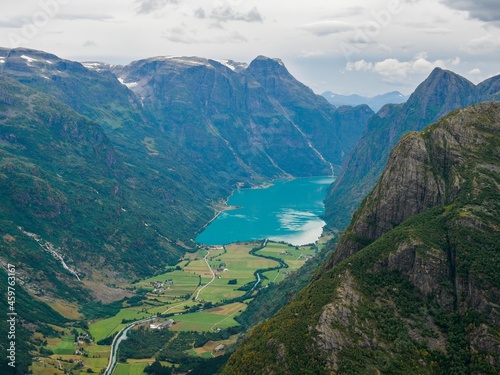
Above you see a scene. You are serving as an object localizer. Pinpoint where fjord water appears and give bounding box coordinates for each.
[196,177,335,246]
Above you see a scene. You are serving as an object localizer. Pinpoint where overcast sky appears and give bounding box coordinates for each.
[1,0,499,96]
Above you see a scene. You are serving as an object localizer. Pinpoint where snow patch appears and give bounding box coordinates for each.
[118,77,138,89]
[82,62,101,69]
[213,59,248,72]
[0,58,4,64]
[214,59,236,71]
[158,56,212,67]
[21,55,39,63]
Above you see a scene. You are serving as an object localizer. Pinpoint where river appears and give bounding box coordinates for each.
[195,176,334,246]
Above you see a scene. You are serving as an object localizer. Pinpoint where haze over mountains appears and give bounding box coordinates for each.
[322,91,409,112]
[0,46,499,374]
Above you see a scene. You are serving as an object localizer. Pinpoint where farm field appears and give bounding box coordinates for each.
[47,240,320,375]
[171,302,247,331]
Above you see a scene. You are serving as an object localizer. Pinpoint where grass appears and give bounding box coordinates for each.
[45,299,83,320]
[114,362,148,375]
[50,335,75,355]
[170,307,244,332]
[89,308,154,342]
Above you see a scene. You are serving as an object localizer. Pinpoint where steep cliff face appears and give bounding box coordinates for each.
[324,68,500,231]
[113,54,373,178]
[222,103,500,374]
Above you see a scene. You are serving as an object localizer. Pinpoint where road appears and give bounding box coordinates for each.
[194,250,216,300]
[103,317,155,375]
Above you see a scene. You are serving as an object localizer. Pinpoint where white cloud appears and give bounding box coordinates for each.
[210,6,263,23]
[163,27,247,44]
[135,0,179,15]
[468,68,481,75]
[301,20,356,36]
[346,59,373,72]
[346,54,456,82]
[299,50,327,58]
[463,34,500,54]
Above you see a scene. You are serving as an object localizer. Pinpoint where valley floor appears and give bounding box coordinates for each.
[32,238,329,374]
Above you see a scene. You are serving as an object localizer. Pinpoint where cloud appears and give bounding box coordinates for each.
[469,68,482,75]
[440,0,500,23]
[345,59,373,71]
[301,20,356,36]
[299,50,327,58]
[346,54,455,82]
[194,8,206,19]
[57,14,113,21]
[210,6,263,23]
[135,0,179,15]
[0,16,29,28]
[163,27,247,44]
[463,34,500,54]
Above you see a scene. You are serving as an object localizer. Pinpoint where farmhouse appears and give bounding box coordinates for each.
[150,319,174,330]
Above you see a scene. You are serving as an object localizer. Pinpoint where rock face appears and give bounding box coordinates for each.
[324,68,500,231]
[222,103,500,374]
[111,54,374,178]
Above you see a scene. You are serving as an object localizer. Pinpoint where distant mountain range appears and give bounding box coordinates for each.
[322,90,409,112]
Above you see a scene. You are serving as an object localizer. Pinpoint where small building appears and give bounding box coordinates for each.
[214,344,225,352]
[150,319,174,330]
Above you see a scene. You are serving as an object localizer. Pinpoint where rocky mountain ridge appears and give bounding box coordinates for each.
[324,67,500,231]
[222,102,500,374]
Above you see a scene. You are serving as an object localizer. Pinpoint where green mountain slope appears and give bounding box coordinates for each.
[325,68,500,231]
[0,75,193,288]
[222,103,500,374]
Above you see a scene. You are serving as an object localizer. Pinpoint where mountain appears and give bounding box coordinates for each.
[221,102,500,374]
[0,47,375,371]
[324,68,500,231]
[0,48,363,373]
[322,91,409,112]
[110,54,374,177]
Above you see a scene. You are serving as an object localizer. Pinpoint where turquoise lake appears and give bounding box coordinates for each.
[195,176,335,246]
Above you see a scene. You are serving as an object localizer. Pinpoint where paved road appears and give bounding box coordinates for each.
[194,250,216,300]
[103,317,155,375]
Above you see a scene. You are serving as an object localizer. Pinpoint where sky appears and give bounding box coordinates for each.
[0,0,499,96]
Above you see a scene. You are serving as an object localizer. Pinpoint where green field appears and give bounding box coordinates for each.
[171,311,240,331]
[50,335,76,355]
[90,308,154,342]
[82,240,318,374]
[114,362,148,375]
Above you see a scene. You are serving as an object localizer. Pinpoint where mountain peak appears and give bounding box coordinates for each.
[247,55,289,76]
[404,67,476,120]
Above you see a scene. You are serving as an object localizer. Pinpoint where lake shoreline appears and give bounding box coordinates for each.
[196,176,335,246]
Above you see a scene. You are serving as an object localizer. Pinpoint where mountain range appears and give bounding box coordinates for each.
[324,67,500,232]
[222,102,500,374]
[0,47,498,374]
[322,90,409,112]
[0,47,372,287]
